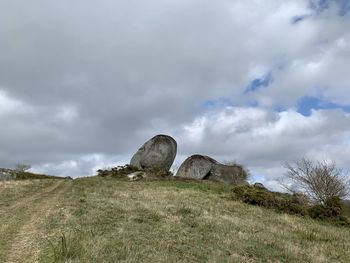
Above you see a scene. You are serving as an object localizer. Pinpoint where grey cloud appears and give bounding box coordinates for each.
[1,1,350,190]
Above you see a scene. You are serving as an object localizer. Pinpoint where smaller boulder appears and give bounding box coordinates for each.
[176,155,248,185]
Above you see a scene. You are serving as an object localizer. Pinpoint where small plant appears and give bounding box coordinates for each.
[48,232,84,262]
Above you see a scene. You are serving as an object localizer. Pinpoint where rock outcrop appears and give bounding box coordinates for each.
[176,155,247,185]
[130,135,177,171]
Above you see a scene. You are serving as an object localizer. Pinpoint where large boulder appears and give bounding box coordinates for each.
[176,155,247,185]
[130,135,177,171]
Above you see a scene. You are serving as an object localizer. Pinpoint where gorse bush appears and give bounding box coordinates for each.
[14,171,62,180]
[232,185,350,226]
[97,165,173,179]
[232,185,308,216]
[97,165,139,178]
[308,196,350,226]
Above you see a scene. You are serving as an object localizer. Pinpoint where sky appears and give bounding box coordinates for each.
[0,0,350,190]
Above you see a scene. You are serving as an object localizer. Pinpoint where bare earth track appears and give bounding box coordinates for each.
[1,180,71,263]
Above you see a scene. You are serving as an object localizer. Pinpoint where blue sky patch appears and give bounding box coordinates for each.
[297,95,350,116]
[202,97,234,110]
[311,0,350,16]
[249,174,266,183]
[244,72,273,94]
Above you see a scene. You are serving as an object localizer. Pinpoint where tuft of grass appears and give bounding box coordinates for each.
[48,232,85,262]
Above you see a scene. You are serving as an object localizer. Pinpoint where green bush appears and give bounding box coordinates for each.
[14,171,63,180]
[232,185,350,226]
[308,197,350,226]
[232,185,307,216]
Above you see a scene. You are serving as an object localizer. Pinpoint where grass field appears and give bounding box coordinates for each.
[1,177,350,262]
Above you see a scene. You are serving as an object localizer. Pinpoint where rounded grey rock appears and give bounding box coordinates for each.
[176,155,218,180]
[130,135,177,171]
[176,155,248,185]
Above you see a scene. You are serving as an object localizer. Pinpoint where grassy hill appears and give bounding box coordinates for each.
[1,177,350,262]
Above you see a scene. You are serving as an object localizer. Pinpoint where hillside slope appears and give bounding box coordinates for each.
[1,177,349,262]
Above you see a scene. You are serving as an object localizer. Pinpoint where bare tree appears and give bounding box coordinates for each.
[15,163,31,172]
[284,158,349,204]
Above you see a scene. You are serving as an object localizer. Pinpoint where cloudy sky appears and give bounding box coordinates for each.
[1,0,350,190]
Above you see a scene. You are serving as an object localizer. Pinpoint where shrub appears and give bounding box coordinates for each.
[97,165,173,179]
[14,171,63,180]
[15,163,31,172]
[223,161,250,184]
[284,158,349,204]
[97,165,139,178]
[232,185,307,216]
[145,167,173,178]
[308,197,350,226]
[232,185,350,226]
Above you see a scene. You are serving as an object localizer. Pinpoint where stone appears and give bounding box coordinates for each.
[176,155,247,185]
[127,171,146,181]
[175,155,218,180]
[130,135,177,171]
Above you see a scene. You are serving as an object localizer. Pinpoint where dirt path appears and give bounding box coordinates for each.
[4,180,71,263]
[0,180,64,216]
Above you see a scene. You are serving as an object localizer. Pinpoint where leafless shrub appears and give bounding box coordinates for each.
[15,163,31,172]
[284,158,350,204]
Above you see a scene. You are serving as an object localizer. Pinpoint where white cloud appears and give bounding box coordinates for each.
[177,106,350,190]
[0,89,30,115]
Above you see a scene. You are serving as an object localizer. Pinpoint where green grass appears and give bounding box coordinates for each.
[0,180,54,208]
[36,177,350,263]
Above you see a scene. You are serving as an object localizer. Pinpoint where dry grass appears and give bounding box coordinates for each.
[1,177,349,262]
[0,180,71,263]
[36,177,350,263]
